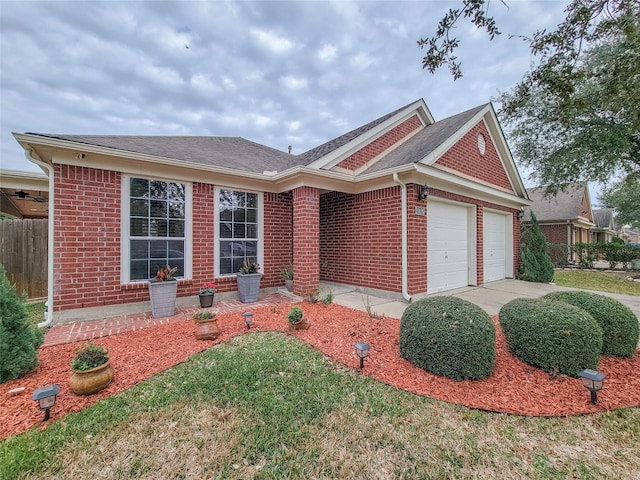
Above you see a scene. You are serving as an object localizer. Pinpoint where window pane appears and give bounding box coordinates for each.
[232,257,245,274]
[246,224,257,238]
[168,183,185,201]
[151,219,168,237]
[169,201,185,219]
[130,259,149,281]
[130,240,149,260]
[169,219,184,237]
[130,178,149,198]
[246,193,257,208]
[149,181,168,199]
[130,198,148,216]
[130,218,148,236]
[246,208,257,223]
[220,257,232,275]
[233,223,246,238]
[245,241,257,256]
[150,200,167,218]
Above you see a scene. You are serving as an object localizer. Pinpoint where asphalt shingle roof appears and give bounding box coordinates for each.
[592,208,614,229]
[525,184,587,222]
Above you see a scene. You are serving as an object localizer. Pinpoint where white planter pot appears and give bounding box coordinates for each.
[148,280,178,317]
[237,273,262,303]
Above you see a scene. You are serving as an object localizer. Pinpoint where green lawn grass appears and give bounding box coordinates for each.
[554,270,640,296]
[25,301,46,326]
[2,332,638,479]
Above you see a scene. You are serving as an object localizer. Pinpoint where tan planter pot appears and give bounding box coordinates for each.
[194,319,221,341]
[69,362,114,395]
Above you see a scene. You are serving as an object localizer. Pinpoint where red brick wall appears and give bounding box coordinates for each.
[539,224,569,245]
[52,167,295,312]
[435,122,513,192]
[320,187,403,292]
[293,187,320,296]
[335,115,422,171]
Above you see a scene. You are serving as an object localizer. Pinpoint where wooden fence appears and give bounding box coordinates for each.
[0,219,48,299]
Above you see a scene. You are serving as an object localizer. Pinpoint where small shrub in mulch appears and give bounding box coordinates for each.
[544,291,639,358]
[499,298,602,377]
[399,297,495,381]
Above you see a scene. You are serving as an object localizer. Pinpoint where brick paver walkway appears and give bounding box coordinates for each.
[42,294,294,347]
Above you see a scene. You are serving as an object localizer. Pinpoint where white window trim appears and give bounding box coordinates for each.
[121,175,192,284]
[214,187,264,277]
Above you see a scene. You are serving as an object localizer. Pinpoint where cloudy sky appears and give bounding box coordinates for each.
[1,0,567,182]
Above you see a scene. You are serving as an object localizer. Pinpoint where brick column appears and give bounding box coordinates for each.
[292,186,320,297]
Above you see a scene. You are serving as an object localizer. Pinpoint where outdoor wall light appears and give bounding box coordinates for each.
[243,311,254,330]
[578,369,606,404]
[32,384,60,421]
[417,184,430,202]
[517,207,525,221]
[354,342,371,370]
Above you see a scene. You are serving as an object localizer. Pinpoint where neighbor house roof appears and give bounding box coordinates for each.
[525,184,592,222]
[592,208,615,230]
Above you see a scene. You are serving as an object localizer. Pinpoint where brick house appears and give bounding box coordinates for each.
[13,99,529,323]
[523,184,595,258]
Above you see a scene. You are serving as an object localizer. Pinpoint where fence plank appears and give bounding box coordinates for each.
[0,219,48,299]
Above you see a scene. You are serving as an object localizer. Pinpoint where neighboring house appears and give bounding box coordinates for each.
[524,184,595,249]
[0,169,49,219]
[13,99,529,322]
[591,208,616,243]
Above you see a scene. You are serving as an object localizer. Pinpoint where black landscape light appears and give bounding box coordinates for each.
[578,369,606,404]
[354,342,371,370]
[243,311,253,330]
[32,384,60,421]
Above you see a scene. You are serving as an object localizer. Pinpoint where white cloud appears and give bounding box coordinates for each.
[280,75,308,91]
[250,28,295,54]
[318,44,338,62]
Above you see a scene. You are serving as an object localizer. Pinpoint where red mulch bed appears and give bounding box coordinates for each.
[2,302,639,440]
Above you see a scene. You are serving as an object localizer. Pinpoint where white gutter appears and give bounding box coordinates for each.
[24,149,54,329]
[392,173,411,302]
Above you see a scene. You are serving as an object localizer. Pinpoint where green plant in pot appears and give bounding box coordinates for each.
[69,342,114,395]
[193,310,220,340]
[287,305,309,330]
[281,266,294,292]
[237,259,262,303]
[198,282,216,308]
[148,264,179,318]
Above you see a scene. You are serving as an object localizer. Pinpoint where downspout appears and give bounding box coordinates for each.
[24,148,54,328]
[392,173,412,302]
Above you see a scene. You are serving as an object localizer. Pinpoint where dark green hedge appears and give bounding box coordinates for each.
[498,298,602,377]
[544,291,639,357]
[399,297,495,381]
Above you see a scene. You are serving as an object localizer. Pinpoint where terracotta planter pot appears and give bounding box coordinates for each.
[69,362,114,395]
[199,293,214,308]
[290,317,310,330]
[195,319,221,340]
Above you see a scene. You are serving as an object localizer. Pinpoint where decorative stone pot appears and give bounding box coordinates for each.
[285,279,293,292]
[194,318,221,341]
[148,279,178,317]
[199,293,214,308]
[236,273,262,303]
[290,317,310,331]
[69,362,114,395]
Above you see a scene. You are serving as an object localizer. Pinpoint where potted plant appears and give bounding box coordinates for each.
[148,264,178,318]
[236,259,262,303]
[287,305,310,330]
[281,266,294,292]
[193,310,220,340]
[69,342,114,395]
[198,282,217,308]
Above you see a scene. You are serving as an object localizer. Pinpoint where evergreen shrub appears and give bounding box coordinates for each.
[499,298,602,376]
[519,212,554,282]
[0,265,44,383]
[544,291,639,357]
[399,297,495,381]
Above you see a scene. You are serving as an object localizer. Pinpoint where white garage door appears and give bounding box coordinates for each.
[483,211,507,283]
[427,201,469,294]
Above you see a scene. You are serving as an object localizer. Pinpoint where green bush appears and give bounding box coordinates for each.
[0,265,44,383]
[498,298,602,377]
[544,291,639,357]
[399,297,495,381]
[519,213,554,282]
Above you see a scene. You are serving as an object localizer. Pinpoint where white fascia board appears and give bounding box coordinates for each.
[0,169,49,190]
[305,99,432,171]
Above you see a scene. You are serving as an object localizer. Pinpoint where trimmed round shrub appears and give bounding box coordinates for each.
[399,297,495,381]
[498,298,602,377]
[544,291,639,357]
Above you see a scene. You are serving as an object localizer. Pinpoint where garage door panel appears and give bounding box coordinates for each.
[428,202,469,294]
[483,211,507,283]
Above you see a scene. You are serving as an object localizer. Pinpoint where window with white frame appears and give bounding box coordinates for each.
[218,189,260,275]
[128,177,186,281]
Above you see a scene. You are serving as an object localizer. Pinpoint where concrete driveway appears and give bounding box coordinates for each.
[328,279,640,320]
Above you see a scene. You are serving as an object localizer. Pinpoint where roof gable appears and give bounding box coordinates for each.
[525,184,593,222]
[592,208,615,230]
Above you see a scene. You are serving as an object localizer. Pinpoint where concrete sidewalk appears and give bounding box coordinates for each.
[326,279,640,320]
